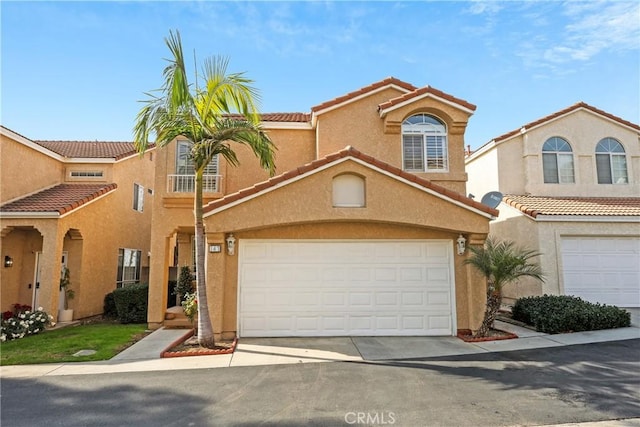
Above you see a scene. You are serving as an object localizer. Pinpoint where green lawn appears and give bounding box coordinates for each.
[0,323,149,366]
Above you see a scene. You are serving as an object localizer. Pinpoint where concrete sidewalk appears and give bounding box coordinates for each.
[1,319,638,378]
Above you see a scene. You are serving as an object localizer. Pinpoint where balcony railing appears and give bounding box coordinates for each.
[167,174,221,193]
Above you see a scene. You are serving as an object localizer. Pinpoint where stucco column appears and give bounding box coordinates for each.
[147,231,172,329]
[39,224,64,321]
[465,234,488,332]
[176,232,192,268]
[206,232,226,341]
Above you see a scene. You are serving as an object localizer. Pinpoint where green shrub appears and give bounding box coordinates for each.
[512,295,631,334]
[103,292,118,319]
[112,283,149,324]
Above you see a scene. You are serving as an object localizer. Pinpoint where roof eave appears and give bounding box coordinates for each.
[379,92,476,118]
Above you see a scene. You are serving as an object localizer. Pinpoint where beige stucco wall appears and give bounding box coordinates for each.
[490,203,640,304]
[316,88,471,194]
[1,149,154,320]
[146,85,489,333]
[190,159,492,338]
[467,109,640,198]
[1,134,64,203]
[203,224,486,339]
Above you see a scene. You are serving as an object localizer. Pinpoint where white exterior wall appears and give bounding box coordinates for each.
[465,144,500,201]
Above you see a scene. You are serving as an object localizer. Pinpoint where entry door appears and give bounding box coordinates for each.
[32,252,43,309]
[58,252,69,311]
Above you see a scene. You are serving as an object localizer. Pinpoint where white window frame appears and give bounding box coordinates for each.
[133,183,144,212]
[596,138,628,184]
[175,140,219,192]
[402,114,448,172]
[116,248,142,288]
[542,137,575,184]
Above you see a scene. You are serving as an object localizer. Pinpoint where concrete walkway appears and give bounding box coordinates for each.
[1,319,638,379]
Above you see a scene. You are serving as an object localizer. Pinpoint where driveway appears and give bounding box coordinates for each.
[2,340,639,427]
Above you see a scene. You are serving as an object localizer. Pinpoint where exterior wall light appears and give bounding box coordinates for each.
[456,235,467,256]
[226,234,236,256]
[4,255,14,268]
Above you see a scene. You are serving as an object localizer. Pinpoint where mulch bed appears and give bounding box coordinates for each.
[161,330,237,358]
[457,328,518,342]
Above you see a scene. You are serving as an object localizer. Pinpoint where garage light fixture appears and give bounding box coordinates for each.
[456,235,467,256]
[226,234,236,256]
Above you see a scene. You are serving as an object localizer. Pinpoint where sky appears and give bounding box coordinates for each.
[2,1,639,149]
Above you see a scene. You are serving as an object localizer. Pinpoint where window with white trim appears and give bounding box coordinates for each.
[402,114,448,172]
[175,140,219,192]
[542,137,574,183]
[116,248,141,287]
[133,183,144,212]
[596,138,628,184]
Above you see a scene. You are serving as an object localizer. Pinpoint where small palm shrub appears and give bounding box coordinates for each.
[512,295,631,334]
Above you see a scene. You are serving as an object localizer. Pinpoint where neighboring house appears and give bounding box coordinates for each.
[466,103,640,308]
[0,126,154,321]
[147,77,498,339]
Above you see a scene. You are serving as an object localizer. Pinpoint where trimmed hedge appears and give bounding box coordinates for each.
[112,283,149,324]
[103,292,118,319]
[512,295,631,334]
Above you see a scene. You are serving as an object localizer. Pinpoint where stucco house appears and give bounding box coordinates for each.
[147,77,498,339]
[465,103,640,308]
[0,126,155,321]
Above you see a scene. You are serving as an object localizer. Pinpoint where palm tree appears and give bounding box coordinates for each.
[465,237,544,337]
[133,30,276,348]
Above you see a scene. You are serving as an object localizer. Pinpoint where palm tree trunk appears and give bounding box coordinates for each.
[474,284,502,338]
[194,169,215,348]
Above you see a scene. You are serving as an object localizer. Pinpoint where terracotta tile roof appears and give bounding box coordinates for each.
[503,195,640,218]
[378,85,477,112]
[310,77,417,113]
[492,102,640,144]
[204,146,498,217]
[1,183,117,215]
[227,113,311,123]
[33,141,144,160]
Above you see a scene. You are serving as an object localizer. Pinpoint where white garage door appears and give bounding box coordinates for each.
[561,237,640,307]
[238,240,456,337]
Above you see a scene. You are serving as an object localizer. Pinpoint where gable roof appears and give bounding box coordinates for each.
[34,140,145,160]
[203,146,498,218]
[0,183,117,217]
[503,195,640,219]
[1,125,154,161]
[310,77,417,114]
[378,85,477,116]
[494,102,639,146]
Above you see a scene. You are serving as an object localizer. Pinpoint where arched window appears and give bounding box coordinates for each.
[542,137,574,183]
[332,174,365,207]
[402,114,448,172]
[596,138,628,184]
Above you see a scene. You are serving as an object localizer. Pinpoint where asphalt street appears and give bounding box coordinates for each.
[1,339,639,427]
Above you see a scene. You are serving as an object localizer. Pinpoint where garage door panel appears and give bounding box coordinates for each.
[239,240,455,336]
[562,236,640,307]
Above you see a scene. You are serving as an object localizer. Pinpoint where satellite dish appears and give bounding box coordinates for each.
[480,191,503,209]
